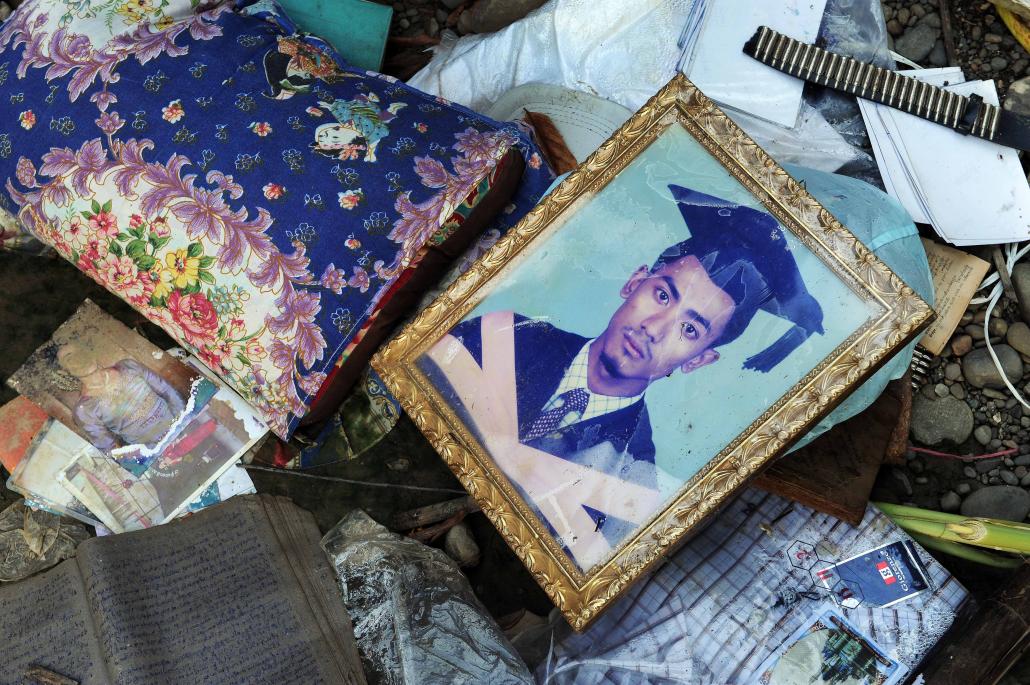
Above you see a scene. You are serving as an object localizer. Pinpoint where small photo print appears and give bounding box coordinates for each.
[7,419,101,527]
[755,606,906,685]
[8,300,267,529]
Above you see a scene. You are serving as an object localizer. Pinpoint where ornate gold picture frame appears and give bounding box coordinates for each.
[372,74,932,630]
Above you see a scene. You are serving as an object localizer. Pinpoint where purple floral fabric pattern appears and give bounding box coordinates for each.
[0,0,551,438]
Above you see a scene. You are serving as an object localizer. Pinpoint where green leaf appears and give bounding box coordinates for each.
[90,199,101,214]
[129,225,145,240]
[236,353,252,367]
[198,270,215,285]
[115,232,130,242]
[126,240,147,259]
[70,249,80,263]
[136,255,156,271]
[198,255,216,268]
[184,281,201,294]
[152,236,171,251]
[80,211,93,220]
[101,199,112,213]
[218,325,227,338]
[150,295,166,308]
[109,242,123,257]
[186,242,204,258]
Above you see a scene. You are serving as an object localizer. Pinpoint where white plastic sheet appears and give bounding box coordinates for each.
[408,0,691,114]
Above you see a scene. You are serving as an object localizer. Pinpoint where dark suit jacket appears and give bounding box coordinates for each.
[444,313,657,465]
[420,313,659,548]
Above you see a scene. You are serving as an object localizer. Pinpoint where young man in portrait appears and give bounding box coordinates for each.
[422,185,824,569]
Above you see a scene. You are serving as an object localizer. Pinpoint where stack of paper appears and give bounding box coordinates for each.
[7,418,258,531]
[3,301,266,533]
[677,0,829,127]
[860,68,1030,245]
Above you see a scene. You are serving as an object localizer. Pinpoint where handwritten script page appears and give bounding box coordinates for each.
[77,494,365,685]
[0,560,110,684]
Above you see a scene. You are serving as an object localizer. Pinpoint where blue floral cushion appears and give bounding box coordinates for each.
[0,0,552,438]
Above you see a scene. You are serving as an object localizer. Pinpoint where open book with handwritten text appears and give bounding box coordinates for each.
[0,495,366,685]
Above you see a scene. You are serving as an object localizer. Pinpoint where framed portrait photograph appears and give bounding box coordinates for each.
[372,75,932,629]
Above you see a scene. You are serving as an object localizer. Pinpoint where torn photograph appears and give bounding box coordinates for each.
[8,300,267,528]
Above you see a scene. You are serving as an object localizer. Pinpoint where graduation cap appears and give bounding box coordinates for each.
[657,185,825,372]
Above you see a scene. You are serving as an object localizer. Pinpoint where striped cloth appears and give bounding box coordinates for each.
[536,488,968,684]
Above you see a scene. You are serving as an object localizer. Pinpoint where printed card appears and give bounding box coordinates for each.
[816,540,931,609]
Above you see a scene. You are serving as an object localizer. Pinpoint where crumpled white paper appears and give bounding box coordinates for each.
[408,0,692,114]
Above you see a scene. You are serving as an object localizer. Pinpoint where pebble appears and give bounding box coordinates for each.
[443,521,481,567]
[895,23,938,62]
[911,395,975,445]
[974,425,992,445]
[950,384,967,400]
[983,388,1009,401]
[1001,470,1020,485]
[963,466,978,479]
[897,7,911,24]
[951,334,973,356]
[0,2,9,21]
[1005,77,1030,117]
[928,41,948,67]
[944,363,962,381]
[1016,466,1028,479]
[1013,263,1030,323]
[977,457,1003,475]
[1007,322,1030,357]
[909,458,925,474]
[934,383,950,398]
[992,57,1010,71]
[1016,454,1030,466]
[960,485,1030,522]
[398,17,410,28]
[956,483,972,495]
[1023,473,1030,487]
[962,345,1024,389]
[940,491,962,512]
[915,476,929,485]
[887,19,904,36]
[922,11,941,28]
[989,318,1009,337]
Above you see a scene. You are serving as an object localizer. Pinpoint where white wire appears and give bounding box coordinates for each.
[978,242,1030,410]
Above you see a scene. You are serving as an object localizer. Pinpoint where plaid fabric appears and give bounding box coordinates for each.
[537,488,968,684]
[545,341,643,429]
